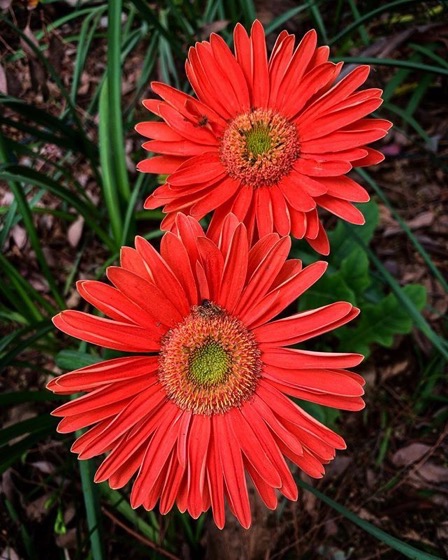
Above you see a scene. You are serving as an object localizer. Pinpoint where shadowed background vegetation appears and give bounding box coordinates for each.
[0,0,447,558]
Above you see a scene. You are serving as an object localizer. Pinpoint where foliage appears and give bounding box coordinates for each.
[298,201,427,357]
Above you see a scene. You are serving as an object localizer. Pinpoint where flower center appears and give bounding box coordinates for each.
[246,125,272,157]
[189,341,230,386]
[220,108,300,188]
[158,302,261,415]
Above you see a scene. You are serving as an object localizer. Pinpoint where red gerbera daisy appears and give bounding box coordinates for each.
[136,21,391,254]
[48,214,365,529]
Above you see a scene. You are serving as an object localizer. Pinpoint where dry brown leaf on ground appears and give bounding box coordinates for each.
[392,443,431,467]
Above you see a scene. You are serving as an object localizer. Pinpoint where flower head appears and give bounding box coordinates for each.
[48,214,365,529]
[136,21,391,254]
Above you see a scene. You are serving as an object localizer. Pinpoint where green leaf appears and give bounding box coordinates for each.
[337,284,427,356]
[0,415,57,447]
[55,350,102,371]
[340,248,371,298]
[329,200,379,263]
[0,391,62,407]
[299,272,356,310]
[79,459,105,560]
[0,428,55,474]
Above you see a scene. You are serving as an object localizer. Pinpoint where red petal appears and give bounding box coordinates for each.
[215,414,251,529]
[160,455,186,514]
[186,49,234,119]
[56,399,133,433]
[106,267,184,327]
[264,347,363,369]
[307,221,330,255]
[135,236,190,316]
[283,63,340,119]
[47,356,158,394]
[137,156,185,175]
[301,128,387,153]
[298,98,382,141]
[141,139,206,157]
[207,419,226,529]
[168,152,225,186]
[151,81,227,128]
[190,176,240,218]
[352,147,385,167]
[120,247,151,280]
[76,280,158,327]
[246,461,278,509]
[274,29,317,111]
[51,377,156,418]
[321,176,370,202]
[290,208,307,239]
[233,23,252,94]
[237,237,291,316]
[53,311,161,352]
[268,33,295,106]
[269,185,291,236]
[245,261,328,328]
[160,232,198,306]
[240,401,298,501]
[253,302,355,345]
[263,364,364,397]
[187,415,211,519]
[305,208,320,239]
[130,403,182,508]
[218,223,249,313]
[227,408,282,488]
[210,33,250,111]
[135,121,182,141]
[158,103,217,145]
[286,171,327,197]
[268,378,365,411]
[279,174,317,212]
[230,184,252,221]
[294,159,352,177]
[250,20,269,107]
[197,236,224,301]
[78,385,166,459]
[298,66,371,123]
[255,187,274,237]
[316,195,365,224]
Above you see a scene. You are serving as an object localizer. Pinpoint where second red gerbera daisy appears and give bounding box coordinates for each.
[48,214,365,529]
[136,20,391,254]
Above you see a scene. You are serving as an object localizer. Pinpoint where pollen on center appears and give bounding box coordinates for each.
[220,108,300,188]
[158,302,261,415]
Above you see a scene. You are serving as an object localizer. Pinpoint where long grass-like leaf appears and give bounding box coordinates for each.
[79,458,105,560]
[297,479,443,559]
[0,321,53,369]
[98,82,123,247]
[329,0,421,45]
[357,169,448,293]
[106,0,131,203]
[99,485,160,543]
[0,415,57,447]
[332,56,448,76]
[1,137,65,309]
[0,165,115,252]
[345,223,448,359]
[0,255,53,320]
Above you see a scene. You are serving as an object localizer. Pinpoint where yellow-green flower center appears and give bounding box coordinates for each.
[158,302,261,415]
[220,108,300,188]
[246,126,272,158]
[189,340,230,387]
